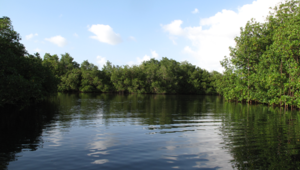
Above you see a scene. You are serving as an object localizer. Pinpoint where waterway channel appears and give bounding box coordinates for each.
[1,93,300,169]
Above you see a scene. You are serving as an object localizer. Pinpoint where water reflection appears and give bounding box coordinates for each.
[2,93,300,169]
[87,133,116,160]
[0,100,59,170]
[91,159,109,164]
[219,103,300,169]
[74,94,231,169]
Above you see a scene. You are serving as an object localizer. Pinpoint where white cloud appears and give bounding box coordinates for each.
[162,0,284,72]
[88,24,122,45]
[34,48,42,53]
[137,55,151,64]
[74,33,78,37]
[25,33,38,40]
[129,36,136,41]
[45,35,67,47]
[162,20,183,35]
[151,50,159,58]
[129,50,159,66]
[96,56,107,69]
[192,8,199,14]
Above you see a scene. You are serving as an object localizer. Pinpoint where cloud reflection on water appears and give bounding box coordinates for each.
[91,159,109,164]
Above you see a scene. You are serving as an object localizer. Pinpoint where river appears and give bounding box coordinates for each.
[1,93,300,169]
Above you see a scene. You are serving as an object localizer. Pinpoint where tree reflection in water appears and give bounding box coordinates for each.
[2,94,300,169]
[218,102,300,170]
[0,99,59,170]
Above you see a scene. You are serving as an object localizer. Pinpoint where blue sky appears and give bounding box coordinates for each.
[1,0,283,72]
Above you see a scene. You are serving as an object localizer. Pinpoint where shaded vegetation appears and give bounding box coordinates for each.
[0,17,58,108]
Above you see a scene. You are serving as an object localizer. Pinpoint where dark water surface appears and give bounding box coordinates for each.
[1,93,300,170]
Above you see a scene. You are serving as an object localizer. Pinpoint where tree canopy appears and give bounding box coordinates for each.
[0,17,58,108]
[216,0,300,109]
[47,56,220,95]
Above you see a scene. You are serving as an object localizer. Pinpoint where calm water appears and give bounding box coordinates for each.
[1,93,300,170]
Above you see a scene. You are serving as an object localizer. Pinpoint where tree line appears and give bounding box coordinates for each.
[0,17,57,108]
[215,0,300,109]
[42,53,221,95]
[0,16,221,108]
[3,0,299,109]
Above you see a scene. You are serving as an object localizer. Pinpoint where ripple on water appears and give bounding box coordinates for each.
[3,94,300,169]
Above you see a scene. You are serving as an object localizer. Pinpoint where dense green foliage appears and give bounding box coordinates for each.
[0,16,221,109]
[0,17,58,108]
[5,0,300,109]
[216,0,300,109]
[44,55,220,94]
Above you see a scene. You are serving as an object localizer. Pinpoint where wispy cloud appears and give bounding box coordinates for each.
[96,56,107,69]
[192,8,199,14]
[169,36,178,45]
[45,35,67,47]
[25,33,38,40]
[162,0,284,72]
[128,50,159,66]
[129,36,136,41]
[73,33,78,37]
[34,48,42,53]
[88,24,122,45]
